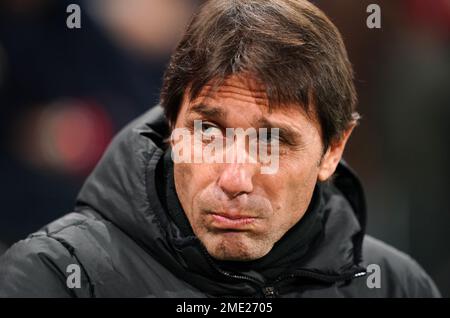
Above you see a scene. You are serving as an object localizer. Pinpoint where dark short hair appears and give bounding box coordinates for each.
[160,0,358,150]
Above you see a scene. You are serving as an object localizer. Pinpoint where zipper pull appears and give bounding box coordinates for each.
[262,286,277,298]
[353,271,366,278]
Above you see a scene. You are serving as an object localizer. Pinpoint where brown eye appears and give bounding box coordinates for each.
[201,122,223,139]
[259,129,280,144]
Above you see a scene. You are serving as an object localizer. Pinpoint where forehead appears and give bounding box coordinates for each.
[194,76,270,111]
[182,75,317,129]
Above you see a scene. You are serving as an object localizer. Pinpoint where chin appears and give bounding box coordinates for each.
[204,233,271,261]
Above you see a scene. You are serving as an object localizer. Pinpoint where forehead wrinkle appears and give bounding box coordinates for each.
[209,90,268,100]
[202,79,267,92]
[213,85,267,96]
[189,78,282,124]
[195,93,269,114]
[215,94,269,109]
[198,82,268,101]
[188,103,227,119]
[190,83,312,132]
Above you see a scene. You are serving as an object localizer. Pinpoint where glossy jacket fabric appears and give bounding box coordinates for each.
[0,106,441,297]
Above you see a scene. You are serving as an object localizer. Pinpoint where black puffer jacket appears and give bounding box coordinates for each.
[0,106,441,297]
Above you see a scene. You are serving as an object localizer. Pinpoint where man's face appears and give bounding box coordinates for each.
[171,75,338,261]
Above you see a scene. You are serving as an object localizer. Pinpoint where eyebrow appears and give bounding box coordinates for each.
[188,103,304,147]
[188,103,227,120]
[256,117,304,147]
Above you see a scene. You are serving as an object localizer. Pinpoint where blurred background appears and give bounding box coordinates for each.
[0,0,449,296]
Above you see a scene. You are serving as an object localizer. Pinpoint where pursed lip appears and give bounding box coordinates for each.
[207,211,258,229]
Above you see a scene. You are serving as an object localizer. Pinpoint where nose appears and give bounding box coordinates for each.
[217,163,256,198]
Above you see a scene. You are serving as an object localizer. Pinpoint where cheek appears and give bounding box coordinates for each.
[266,158,319,221]
[174,163,215,219]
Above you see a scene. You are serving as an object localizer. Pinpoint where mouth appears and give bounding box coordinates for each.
[207,211,258,230]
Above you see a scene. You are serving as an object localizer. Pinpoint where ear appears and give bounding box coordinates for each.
[317,123,356,181]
